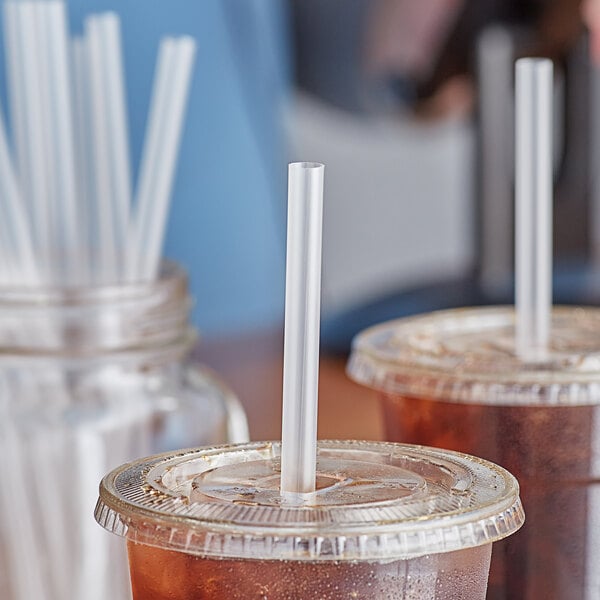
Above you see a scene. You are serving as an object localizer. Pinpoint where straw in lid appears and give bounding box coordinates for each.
[95,440,523,561]
[348,306,600,406]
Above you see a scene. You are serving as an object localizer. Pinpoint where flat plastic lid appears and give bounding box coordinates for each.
[348,306,600,406]
[95,440,523,561]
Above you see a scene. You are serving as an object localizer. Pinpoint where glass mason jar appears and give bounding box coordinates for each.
[0,262,248,600]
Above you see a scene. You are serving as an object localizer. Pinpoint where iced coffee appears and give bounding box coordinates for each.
[95,440,524,599]
[348,306,600,599]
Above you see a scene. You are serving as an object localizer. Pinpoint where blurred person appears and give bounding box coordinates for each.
[292,0,534,117]
[364,0,472,118]
[293,0,586,119]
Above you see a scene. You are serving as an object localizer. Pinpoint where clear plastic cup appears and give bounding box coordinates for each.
[348,306,600,599]
[95,440,523,599]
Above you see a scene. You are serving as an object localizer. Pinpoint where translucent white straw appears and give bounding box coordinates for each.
[98,13,132,274]
[280,162,324,496]
[0,382,50,600]
[3,2,26,192]
[515,58,553,360]
[14,1,53,282]
[125,38,175,281]
[136,37,195,281]
[128,37,196,281]
[71,36,93,280]
[44,0,84,285]
[85,16,117,283]
[0,98,37,285]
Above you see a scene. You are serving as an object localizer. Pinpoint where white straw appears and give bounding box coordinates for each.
[280,162,324,496]
[0,399,50,600]
[71,36,93,281]
[0,214,18,285]
[98,13,132,272]
[14,1,53,282]
[3,2,26,194]
[75,428,108,600]
[125,38,175,280]
[0,98,37,284]
[43,0,84,285]
[33,1,58,279]
[32,427,71,599]
[515,58,553,361]
[137,37,195,280]
[127,37,196,281]
[85,16,118,283]
[125,38,175,281]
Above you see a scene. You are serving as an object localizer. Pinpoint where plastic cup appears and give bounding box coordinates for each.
[95,440,523,599]
[348,306,600,599]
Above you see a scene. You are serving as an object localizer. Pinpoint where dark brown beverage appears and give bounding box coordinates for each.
[96,441,523,600]
[127,540,492,600]
[348,306,600,600]
[383,394,596,600]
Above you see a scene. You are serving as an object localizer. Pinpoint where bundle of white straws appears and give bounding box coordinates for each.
[0,4,196,598]
[0,0,196,287]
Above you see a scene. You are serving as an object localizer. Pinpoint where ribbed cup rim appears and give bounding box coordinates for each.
[348,306,600,406]
[95,440,524,561]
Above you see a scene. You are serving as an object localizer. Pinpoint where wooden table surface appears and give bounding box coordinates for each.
[196,328,384,442]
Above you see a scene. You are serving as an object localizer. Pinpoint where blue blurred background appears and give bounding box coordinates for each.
[65,0,290,337]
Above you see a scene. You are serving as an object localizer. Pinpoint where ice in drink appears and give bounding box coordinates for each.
[95,440,523,599]
[348,306,600,599]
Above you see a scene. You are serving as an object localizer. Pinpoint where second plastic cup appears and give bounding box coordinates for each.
[95,440,523,599]
[348,306,600,599]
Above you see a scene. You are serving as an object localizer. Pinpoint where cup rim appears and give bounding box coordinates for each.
[95,439,524,561]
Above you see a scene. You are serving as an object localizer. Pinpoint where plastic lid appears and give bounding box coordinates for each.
[95,440,523,561]
[348,306,600,406]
